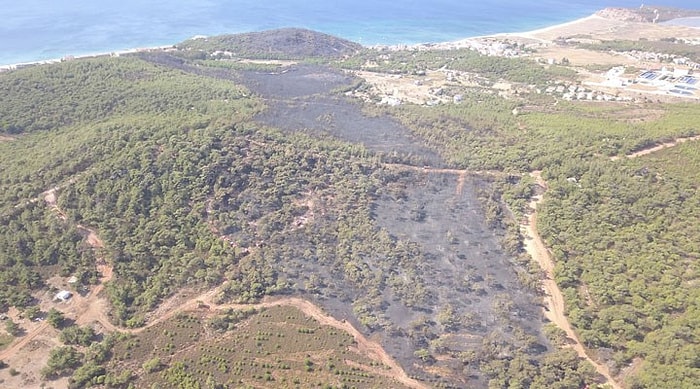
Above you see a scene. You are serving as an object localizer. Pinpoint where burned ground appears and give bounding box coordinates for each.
[178,28,363,60]
[236,64,548,386]
[240,65,443,166]
[370,170,547,385]
[241,65,354,99]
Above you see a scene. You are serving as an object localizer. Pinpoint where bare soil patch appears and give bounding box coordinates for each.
[0,333,66,389]
[535,47,636,66]
[239,59,298,66]
[355,70,466,105]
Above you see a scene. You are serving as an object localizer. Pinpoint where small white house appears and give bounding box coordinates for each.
[55,290,73,301]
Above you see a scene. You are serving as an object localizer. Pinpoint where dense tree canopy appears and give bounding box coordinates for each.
[1,38,698,388]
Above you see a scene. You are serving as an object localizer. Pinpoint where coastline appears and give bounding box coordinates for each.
[0,12,605,69]
[504,14,604,39]
[0,45,174,72]
[379,11,700,52]
[3,9,699,71]
[372,13,605,51]
[433,13,612,50]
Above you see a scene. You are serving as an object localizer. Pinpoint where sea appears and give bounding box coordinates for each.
[1,0,697,66]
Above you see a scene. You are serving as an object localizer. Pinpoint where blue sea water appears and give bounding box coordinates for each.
[1,0,697,65]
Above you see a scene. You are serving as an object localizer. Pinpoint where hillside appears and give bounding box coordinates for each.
[596,6,700,23]
[177,28,362,59]
[1,23,699,389]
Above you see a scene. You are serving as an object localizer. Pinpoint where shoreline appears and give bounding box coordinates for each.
[370,13,604,50]
[3,10,698,70]
[502,14,604,40]
[0,45,174,72]
[0,13,604,70]
[465,13,602,41]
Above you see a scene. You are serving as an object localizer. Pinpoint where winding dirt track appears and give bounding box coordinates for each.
[522,136,700,389]
[4,135,697,387]
[122,291,427,389]
[610,135,700,161]
[0,189,116,360]
[522,172,621,389]
[1,176,426,389]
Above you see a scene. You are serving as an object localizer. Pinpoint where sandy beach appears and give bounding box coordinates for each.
[4,10,700,71]
[518,13,700,41]
[471,14,608,42]
[406,14,607,50]
[510,14,605,40]
[426,11,700,51]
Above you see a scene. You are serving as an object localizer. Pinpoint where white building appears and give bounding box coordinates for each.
[55,290,73,301]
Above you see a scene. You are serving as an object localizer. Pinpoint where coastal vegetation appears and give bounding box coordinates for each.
[0,24,699,388]
[338,48,578,84]
[579,39,700,62]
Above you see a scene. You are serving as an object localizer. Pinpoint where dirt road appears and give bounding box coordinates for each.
[0,188,116,360]
[127,290,428,389]
[610,135,700,161]
[3,181,424,389]
[523,135,700,388]
[7,133,695,387]
[0,322,50,361]
[522,171,621,389]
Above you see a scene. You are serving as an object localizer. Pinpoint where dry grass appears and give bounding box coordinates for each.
[108,305,415,389]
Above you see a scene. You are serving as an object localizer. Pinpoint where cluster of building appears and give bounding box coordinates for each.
[380,37,537,59]
[622,50,700,70]
[634,67,698,97]
[458,39,531,58]
[541,83,633,102]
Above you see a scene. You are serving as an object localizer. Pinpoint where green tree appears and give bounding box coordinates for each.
[47,308,66,329]
[142,357,163,373]
[69,362,105,389]
[24,306,41,320]
[42,346,83,378]
[4,319,20,336]
[60,325,96,346]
